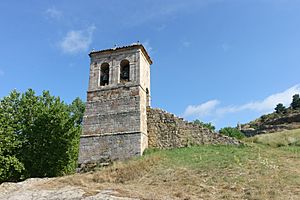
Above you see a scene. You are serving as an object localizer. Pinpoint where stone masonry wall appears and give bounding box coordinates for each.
[83,85,141,135]
[78,132,144,165]
[147,107,240,148]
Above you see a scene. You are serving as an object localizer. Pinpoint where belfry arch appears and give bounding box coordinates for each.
[100,62,109,86]
[120,59,130,82]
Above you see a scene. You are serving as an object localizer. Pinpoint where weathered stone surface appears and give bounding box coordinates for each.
[147,107,241,148]
[0,178,138,200]
[83,86,142,135]
[78,132,147,165]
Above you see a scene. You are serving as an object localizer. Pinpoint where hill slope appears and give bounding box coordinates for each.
[1,143,299,200]
[244,128,300,147]
[241,110,300,136]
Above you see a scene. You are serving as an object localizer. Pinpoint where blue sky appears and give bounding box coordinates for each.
[1,0,300,129]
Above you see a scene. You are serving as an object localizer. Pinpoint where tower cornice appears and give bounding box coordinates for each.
[89,44,152,65]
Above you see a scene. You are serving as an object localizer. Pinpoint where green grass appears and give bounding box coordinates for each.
[244,128,300,147]
[142,144,300,199]
[145,145,254,169]
[46,134,300,200]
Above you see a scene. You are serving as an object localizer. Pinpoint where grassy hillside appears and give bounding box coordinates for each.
[244,128,300,147]
[241,110,300,136]
[37,141,300,200]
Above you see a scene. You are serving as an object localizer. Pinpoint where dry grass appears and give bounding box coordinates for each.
[36,143,300,200]
[244,128,300,147]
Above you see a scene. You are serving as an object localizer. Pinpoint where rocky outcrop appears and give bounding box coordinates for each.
[0,178,137,200]
[241,112,300,136]
[147,107,241,148]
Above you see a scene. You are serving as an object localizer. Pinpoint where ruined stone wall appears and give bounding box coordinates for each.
[147,107,240,148]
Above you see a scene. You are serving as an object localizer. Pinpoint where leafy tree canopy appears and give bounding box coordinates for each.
[0,89,85,182]
[291,94,300,110]
[275,103,286,114]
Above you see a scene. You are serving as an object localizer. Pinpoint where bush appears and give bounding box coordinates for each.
[219,127,245,139]
[0,89,84,182]
[193,120,215,131]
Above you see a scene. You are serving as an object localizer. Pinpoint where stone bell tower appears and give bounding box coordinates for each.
[78,44,152,165]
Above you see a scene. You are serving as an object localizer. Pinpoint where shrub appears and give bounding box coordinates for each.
[193,120,216,131]
[219,127,245,139]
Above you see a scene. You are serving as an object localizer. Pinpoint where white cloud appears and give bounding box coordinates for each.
[183,84,300,119]
[0,69,4,76]
[183,100,220,118]
[218,84,300,115]
[45,7,62,20]
[59,25,96,54]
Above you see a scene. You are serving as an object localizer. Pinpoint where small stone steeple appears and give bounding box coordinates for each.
[78,44,152,165]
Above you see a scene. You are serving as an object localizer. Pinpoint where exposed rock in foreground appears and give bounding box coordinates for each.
[0,178,137,200]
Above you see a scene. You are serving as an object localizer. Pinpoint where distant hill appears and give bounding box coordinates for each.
[241,109,300,137]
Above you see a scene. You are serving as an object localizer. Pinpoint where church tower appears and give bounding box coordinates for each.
[78,44,152,165]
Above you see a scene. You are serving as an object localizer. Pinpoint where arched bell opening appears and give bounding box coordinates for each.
[100,63,109,86]
[120,59,130,83]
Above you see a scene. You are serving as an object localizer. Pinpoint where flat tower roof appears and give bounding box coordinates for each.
[89,44,152,65]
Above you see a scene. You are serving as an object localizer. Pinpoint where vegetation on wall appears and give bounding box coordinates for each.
[193,119,216,131]
[0,89,85,183]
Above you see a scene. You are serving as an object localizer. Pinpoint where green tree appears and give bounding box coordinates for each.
[0,89,82,182]
[291,94,300,110]
[68,97,85,125]
[193,120,216,131]
[275,103,286,114]
[219,127,245,139]
[0,91,24,182]
[18,90,81,177]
